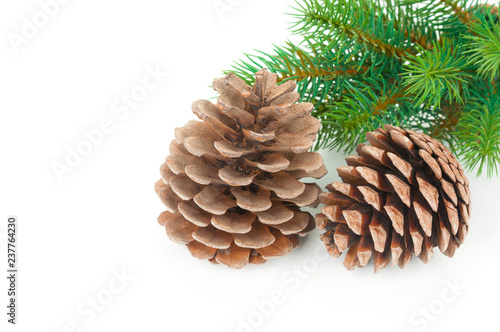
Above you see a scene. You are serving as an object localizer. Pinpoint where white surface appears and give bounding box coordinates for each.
[1,1,499,332]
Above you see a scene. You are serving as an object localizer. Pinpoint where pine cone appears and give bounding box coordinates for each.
[155,69,326,269]
[317,125,471,273]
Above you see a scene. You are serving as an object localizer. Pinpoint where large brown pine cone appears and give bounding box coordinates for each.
[317,125,471,273]
[155,69,326,269]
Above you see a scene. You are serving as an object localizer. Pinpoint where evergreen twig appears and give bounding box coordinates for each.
[227,0,500,177]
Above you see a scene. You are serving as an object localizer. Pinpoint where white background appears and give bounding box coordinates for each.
[1,1,499,331]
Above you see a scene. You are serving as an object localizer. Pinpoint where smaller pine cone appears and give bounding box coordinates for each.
[156,69,326,269]
[317,125,471,273]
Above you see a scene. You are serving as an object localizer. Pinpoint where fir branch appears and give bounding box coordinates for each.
[318,78,408,151]
[396,0,479,36]
[291,0,415,58]
[402,39,473,108]
[228,43,335,102]
[456,108,500,177]
[225,0,500,176]
[466,10,500,80]
[430,102,463,146]
[227,42,369,105]
[440,0,472,24]
[399,19,436,50]
[454,80,500,177]
[372,86,408,115]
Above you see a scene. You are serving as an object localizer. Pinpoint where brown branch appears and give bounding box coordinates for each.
[372,87,408,116]
[351,26,410,58]
[431,103,462,140]
[307,13,412,59]
[440,0,471,25]
[406,29,433,51]
[276,48,369,83]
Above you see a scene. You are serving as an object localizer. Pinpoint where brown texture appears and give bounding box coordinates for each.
[156,69,326,269]
[317,125,471,273]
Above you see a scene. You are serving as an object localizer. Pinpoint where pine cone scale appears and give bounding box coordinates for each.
[215,243,251,269]
[165,214,198,245]
[187,241,218,260]
[178,201,211,226]
[192,225,233,249]
[233,222,276,249]
[245,153,290,172]
[211,212,255,234]
[193,187,236,215]
[272,211,310,235]
[386,174,411,207]
[183,137,222,158]
[231,187,272,212]
[253,173,306,199]
[255,201,294,225]
[255,228,293,259]
[218,166,257,186]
